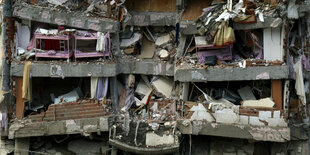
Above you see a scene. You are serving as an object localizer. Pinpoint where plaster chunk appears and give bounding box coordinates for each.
[145,132,175,147]
[242,98,275,108]
[66,120,81,133]
[249,116,265,126]
[155,34,170,46]
[239,115,249,125]
[190,103,214,122]
[214,109,239,124]
[258,111,272,120]
[273,110,281,118]
[266,118,288,127]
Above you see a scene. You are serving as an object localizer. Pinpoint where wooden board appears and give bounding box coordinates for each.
[182,0,212,21]
[272,80,282,110]
[125,0,176,12]
[16,78,25,119]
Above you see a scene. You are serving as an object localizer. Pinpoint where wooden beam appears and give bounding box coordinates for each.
[272,80,282,110]
[16,78,24,119]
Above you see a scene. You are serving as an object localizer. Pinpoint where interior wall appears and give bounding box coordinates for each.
[182,0,212,21]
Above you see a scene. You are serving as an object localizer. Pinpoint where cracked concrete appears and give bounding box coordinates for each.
[177,120,290,142]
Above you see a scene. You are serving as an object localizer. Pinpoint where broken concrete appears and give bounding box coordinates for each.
[9,117,109,139]
[174,66,290,82]
[177,120,290,142]
[13,3,118,32]
[145,132,175,147]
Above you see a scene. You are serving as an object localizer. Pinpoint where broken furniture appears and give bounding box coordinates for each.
[195,36,232,64]
[34,32,74,62]
[74,31,110,61]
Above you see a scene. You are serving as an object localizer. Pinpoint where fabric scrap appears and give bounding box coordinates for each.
[96,77,109,101]
[213,21,235,47]
[22,61,31,102]
[294,58,306,105]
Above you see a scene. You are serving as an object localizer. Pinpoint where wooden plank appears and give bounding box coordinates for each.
[182,0,212,21]
[272,80,282,110]
[16,78,25,119]
[125,0,176,12]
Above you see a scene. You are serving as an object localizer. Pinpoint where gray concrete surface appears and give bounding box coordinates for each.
[174,65,289,82]
[177,120,290,142]
[11,60,175,77]
[128,12,179,26]
[13,3,118,32]
[9,117,109,139]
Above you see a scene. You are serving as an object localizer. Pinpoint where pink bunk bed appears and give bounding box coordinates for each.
[74,31,110,61]
[34,33,73,62]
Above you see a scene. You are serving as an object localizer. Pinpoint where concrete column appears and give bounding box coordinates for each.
[110,77,119,114]
[175,35,186,58]
[1,0,13,114]
[14,138,29,155]
[111,32,120,58]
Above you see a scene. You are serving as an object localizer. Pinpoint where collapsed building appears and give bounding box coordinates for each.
[0,0,309,154]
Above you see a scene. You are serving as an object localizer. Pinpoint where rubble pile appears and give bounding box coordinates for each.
[120,27,177,61]
[17,0,123,18]
[179,0,288,69]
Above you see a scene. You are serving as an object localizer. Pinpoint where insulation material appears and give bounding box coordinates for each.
[138,38,155,59]
[125,0,176,12]
[242,98,275,108]
[151,77,173,98]
[263,27,284,61]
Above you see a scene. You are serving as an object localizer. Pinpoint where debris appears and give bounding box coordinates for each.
[145,132,175,147]
[120,33,142,48]
[238,86,256,100]
[294,58,306,105]
[242,98,275,108]
[287,0,299,19]
[155,34,170,46]
[159,49,169,59]
[151,77,173,98]
[138,38,155,59]
[54,88,83,104]
[190,103,215,122]
[213,109,239,124]
[124,47,136,54]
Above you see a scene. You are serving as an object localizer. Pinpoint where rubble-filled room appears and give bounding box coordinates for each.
[182,81,288,127]
[12,76,112,122]
[109,74,180,150]
[120,26,177,62]
[177,0,288,69]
